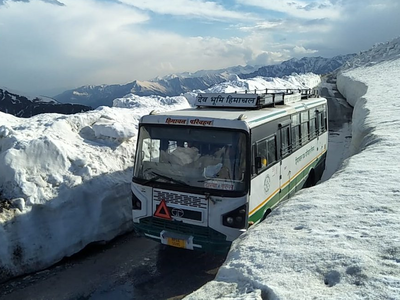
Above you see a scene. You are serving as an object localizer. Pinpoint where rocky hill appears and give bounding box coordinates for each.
[0,88,92,118]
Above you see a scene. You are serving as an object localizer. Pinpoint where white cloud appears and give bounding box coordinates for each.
[237,0,342,20]
[238,18,332,35]
[0,0,151,92]
[118,0,255,21]
[0,0,259,94]
[293,45,318,54]
[326,1,400,54]
[247,51,287,66]
[236,0,400,59]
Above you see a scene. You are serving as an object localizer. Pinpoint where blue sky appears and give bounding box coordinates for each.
[0,0,399,95]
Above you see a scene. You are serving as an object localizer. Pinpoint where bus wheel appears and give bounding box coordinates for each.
[304,169,316,188]
[261,208,272,221]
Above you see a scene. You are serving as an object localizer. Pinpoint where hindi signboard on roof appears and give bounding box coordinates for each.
[196,93,259,108]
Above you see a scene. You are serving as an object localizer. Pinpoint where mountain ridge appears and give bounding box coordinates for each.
[240,54,356,79]
[53,54,355,108]
[0,88,92,118]
[2,54,357,114]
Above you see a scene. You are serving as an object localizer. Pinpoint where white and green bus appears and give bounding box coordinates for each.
[132,89,328,253]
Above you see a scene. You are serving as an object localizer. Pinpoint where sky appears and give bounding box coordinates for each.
[0,37,399,299]
[0,0,400,96]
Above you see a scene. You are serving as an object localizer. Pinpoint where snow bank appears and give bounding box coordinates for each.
[0,107,139,280]
[113,94,190,111]
[0,100,191,281]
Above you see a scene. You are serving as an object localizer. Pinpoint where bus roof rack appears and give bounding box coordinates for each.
[195,88,318,109]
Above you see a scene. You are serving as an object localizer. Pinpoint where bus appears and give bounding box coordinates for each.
[131,89,328,253]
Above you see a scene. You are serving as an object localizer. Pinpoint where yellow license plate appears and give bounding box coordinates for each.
[167,237,186,248]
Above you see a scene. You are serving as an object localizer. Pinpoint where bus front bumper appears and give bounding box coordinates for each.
[133,217,232,254]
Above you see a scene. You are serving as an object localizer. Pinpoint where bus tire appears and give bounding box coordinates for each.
[261,208,272,221]
[316,159,326,183]
[304,169,316,188]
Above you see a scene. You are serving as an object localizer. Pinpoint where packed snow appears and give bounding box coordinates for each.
[0,36,399,300]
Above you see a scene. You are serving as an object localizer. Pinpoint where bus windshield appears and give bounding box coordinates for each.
[133,125,247,192]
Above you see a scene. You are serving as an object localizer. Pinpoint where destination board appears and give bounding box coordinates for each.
[196,93,260,108]
[195,92,302,108]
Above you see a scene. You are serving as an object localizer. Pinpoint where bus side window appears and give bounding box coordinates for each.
[292,125,300,149]
[256,139,268,173]
[309,109,317,138]
[318,113,323,134]
[280,126,290,157]
[255,135,276,173]
[309,118,316,138]
[291,114,300,150]
[267,136,277,164]
[301,110,309,144]
[322,105,327,133]
[316,105,327,136]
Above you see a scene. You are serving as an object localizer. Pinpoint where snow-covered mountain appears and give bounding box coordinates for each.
[54,55,354,108]
[341,36,400,70]
[240,54,357,79]
[153,64,261,80]
[0,88,92,118]
[53,72,235,109]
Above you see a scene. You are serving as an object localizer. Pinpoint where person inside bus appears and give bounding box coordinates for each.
[191,143,226,177]
[261,157,267,167]
[159,139,200,166]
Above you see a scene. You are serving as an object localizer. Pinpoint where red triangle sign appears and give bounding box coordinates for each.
[154,199,172,220]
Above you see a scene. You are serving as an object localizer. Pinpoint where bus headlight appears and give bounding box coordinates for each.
[132,192,142,210]
[222,204,247,229]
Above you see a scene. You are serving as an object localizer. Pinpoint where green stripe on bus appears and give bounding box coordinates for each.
[248,154,325,224]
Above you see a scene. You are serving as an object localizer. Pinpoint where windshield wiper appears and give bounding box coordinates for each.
[143,171,189,186]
